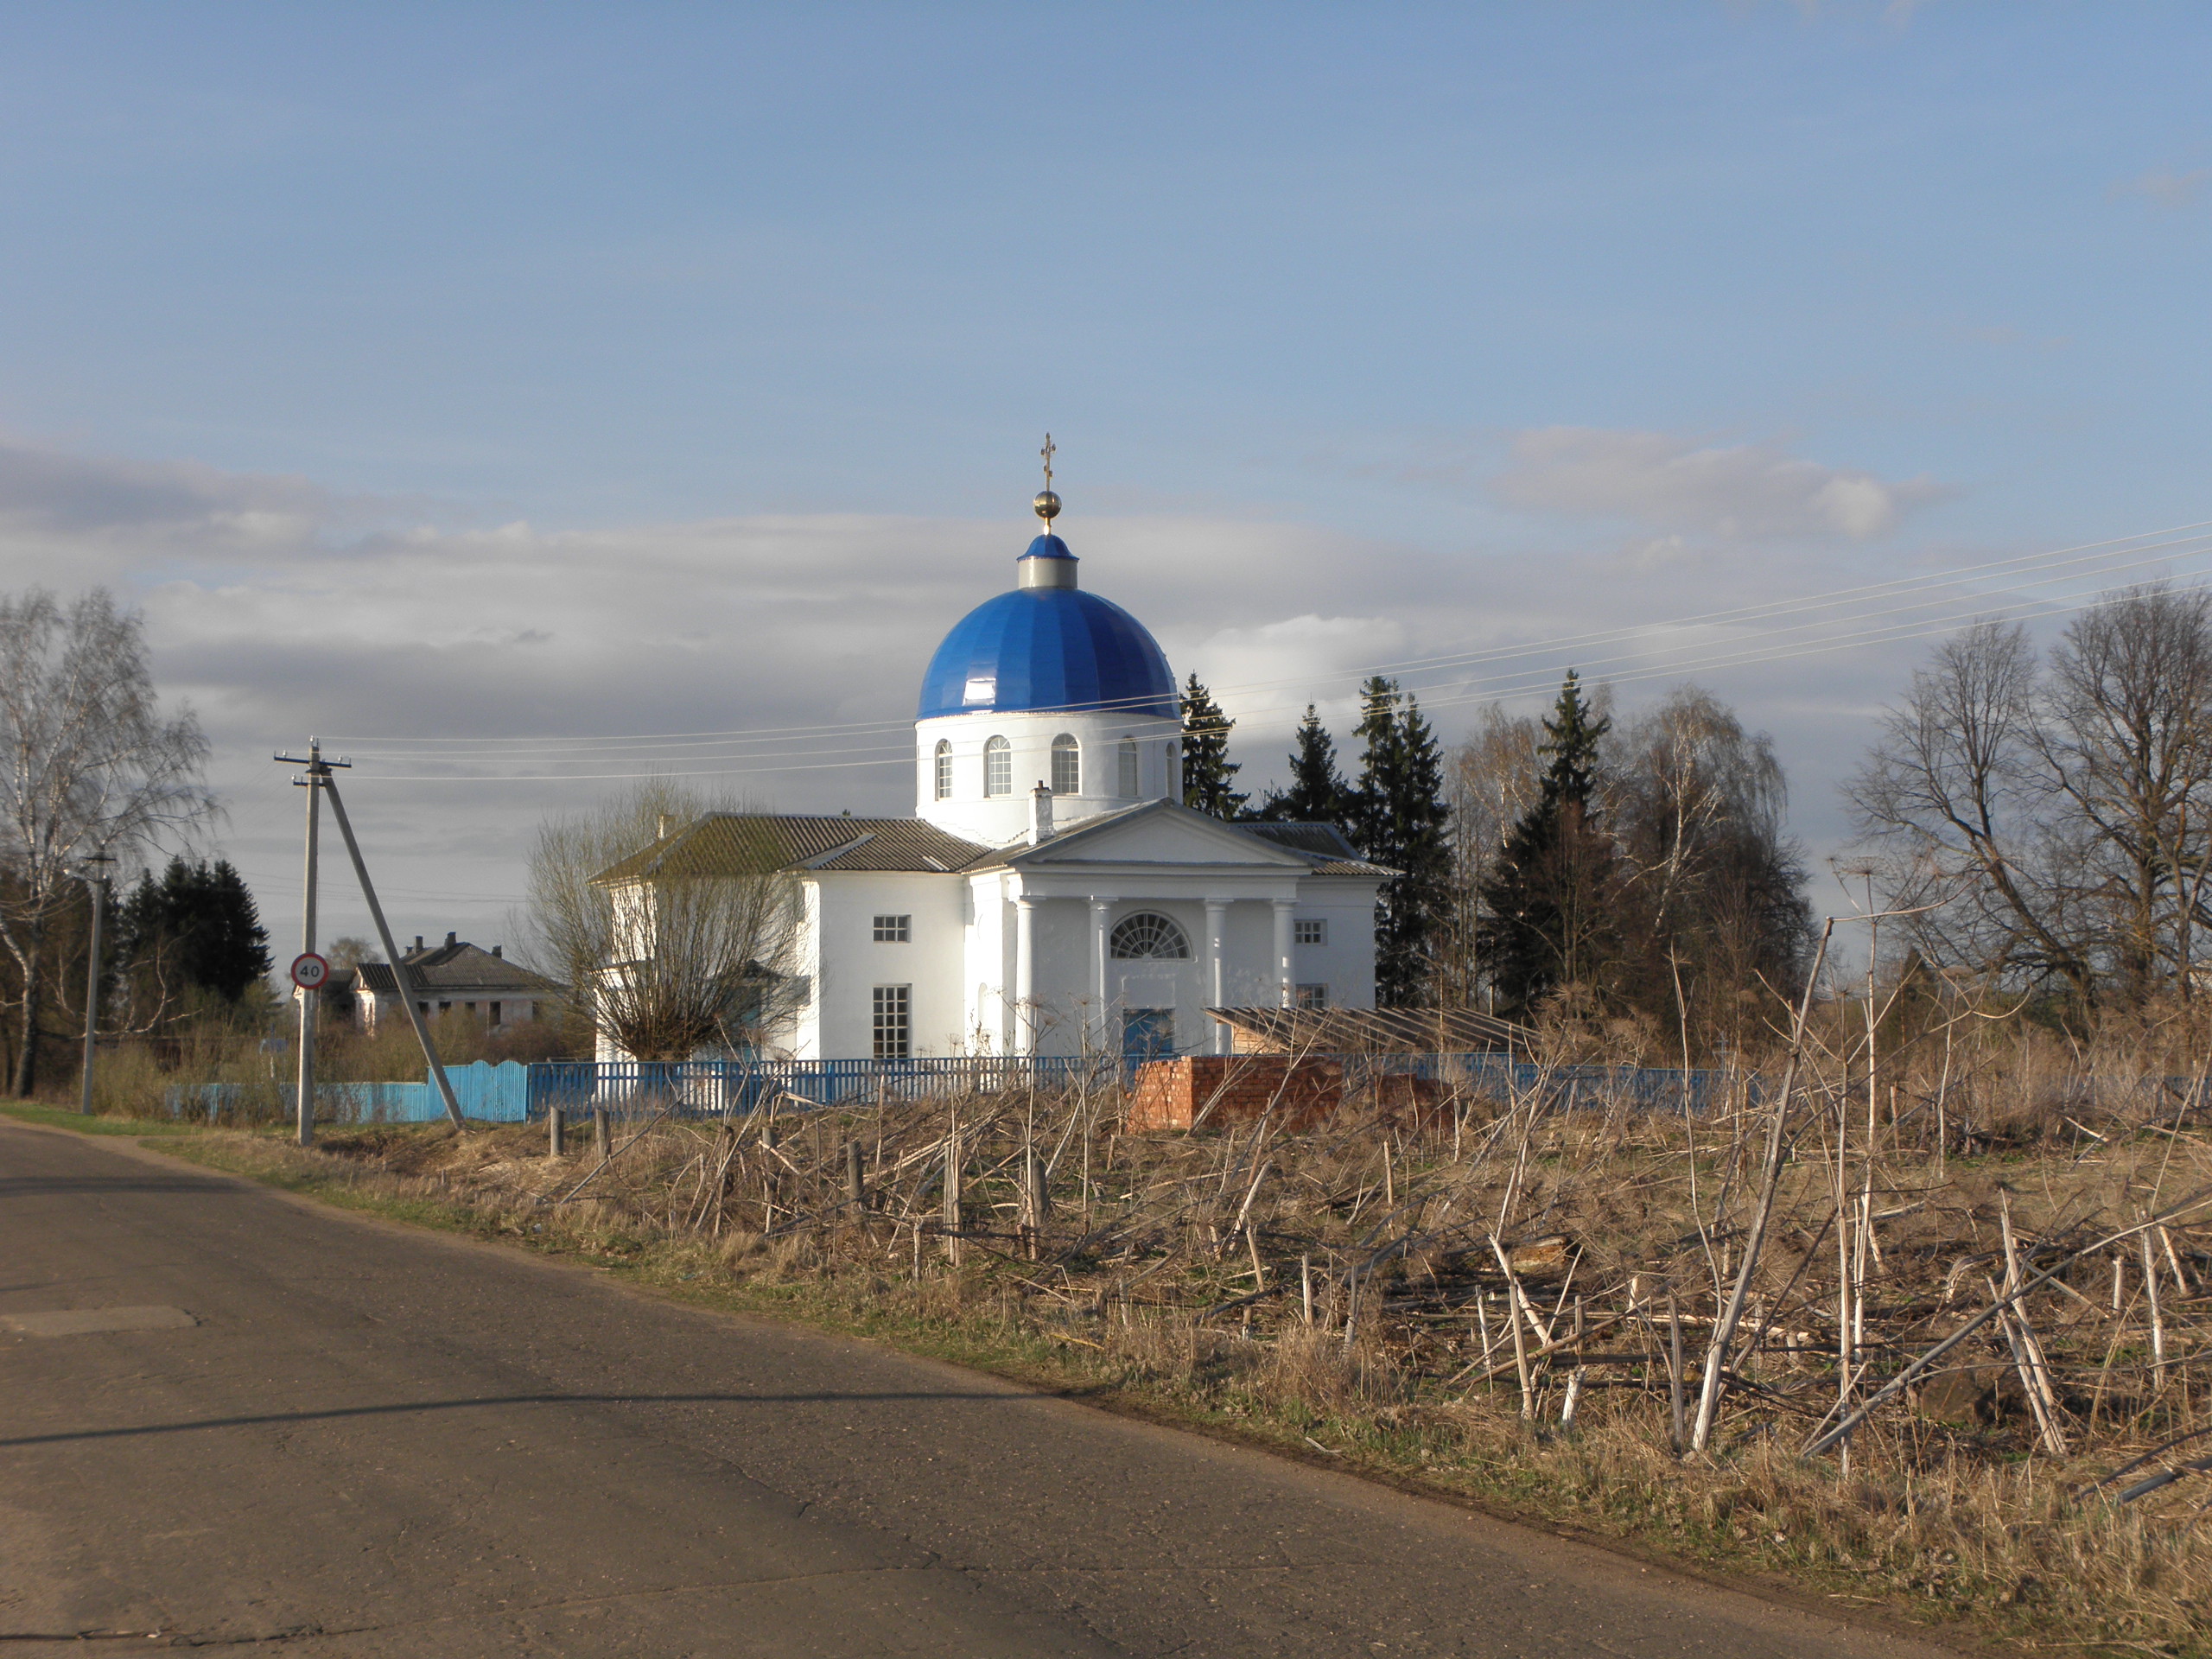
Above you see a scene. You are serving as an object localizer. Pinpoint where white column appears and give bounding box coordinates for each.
[1089,899,1112,1052]
[1271,898,1295,1010]
[1013,895,1036,1056]
[1204,898,1228,1054]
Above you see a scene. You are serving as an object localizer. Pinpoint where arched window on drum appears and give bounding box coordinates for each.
[1051,734,1079,795]
[932,739,953,801]
[1117,737,1140,798]
[983,735,1012,798]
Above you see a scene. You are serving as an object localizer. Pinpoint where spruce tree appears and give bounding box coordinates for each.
[1349,677,1453,1006]
[1259,704,1348,824]
[1476,671,1618,1021]
[1346,677,1400,855]
[1179,672,1249,819]
[117,857,272,1004]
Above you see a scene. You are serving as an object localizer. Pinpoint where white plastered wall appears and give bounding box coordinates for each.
[1284,879,1381,1008]
[798,871,968,1059]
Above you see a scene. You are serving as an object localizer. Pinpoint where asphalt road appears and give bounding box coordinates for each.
[0,1121,1961,1657]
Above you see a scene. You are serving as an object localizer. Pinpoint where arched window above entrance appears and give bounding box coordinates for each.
[1110,912,1191,960]
[1051,733,1079,794]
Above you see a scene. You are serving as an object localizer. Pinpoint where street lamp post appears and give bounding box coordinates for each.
[73,852,115,1116]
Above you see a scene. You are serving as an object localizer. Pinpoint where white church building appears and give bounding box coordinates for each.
[596,486,1390,1062]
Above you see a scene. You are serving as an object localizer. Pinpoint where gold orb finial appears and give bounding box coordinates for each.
[1034,431,1060,524]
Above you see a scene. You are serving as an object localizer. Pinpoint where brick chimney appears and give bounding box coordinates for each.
[1029,781,1054,845]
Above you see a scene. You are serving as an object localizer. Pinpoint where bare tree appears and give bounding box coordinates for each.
[1847,619,2095,995]
[2033,586,2212,998]
[0,589,210,1092]
[1850,590,2212,1005]
[523,780,804,1062]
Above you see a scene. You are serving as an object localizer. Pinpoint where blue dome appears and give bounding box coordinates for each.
[918,558,1177,721]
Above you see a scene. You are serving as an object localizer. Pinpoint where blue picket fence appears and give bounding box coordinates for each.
[519,1053,1741,1121]
[525,1055,1115,1119]
[166,1062,535,1125]
[167,1053,1745,1127]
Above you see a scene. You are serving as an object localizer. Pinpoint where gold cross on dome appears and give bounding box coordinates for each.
[1039,432,1055,490]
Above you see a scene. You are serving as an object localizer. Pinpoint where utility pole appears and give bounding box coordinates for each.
[321,772,467,1130]
[73,851,114,1116]
[276,741,349,1147]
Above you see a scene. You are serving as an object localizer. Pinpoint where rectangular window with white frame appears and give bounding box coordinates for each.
[872,985,912,1058]
[873,914,911,942]
[1294,918,1326,946]
[1295,983,1329,1009]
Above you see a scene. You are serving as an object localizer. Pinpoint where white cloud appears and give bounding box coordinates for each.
[2113,167,2212,210]
[1489,426,1947,542]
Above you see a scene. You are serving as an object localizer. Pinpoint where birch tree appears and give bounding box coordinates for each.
[0,588,211,1092]
[524,781,804,1062]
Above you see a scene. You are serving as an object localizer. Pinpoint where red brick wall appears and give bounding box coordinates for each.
[1126,1056,1445,1133]
[1124,1056,1343,1132]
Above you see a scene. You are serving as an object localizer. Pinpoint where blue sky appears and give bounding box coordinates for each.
[1,3,2207,951]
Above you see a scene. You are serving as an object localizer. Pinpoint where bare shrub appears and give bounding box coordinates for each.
[271,1001,2212,1648]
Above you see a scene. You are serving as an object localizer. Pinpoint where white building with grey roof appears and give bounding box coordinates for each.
[351,933,562,1033]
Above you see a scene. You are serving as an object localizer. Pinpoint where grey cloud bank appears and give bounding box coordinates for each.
[0,433,2014,966]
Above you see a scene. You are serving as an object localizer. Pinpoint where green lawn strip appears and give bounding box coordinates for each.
[124,1127,2136,1656]
[0,1101,207,1137]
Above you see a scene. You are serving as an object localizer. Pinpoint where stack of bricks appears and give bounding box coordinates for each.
[1125,1056,1443,1133]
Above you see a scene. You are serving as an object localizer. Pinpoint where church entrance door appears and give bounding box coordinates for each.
[1122,1007,1175,1062]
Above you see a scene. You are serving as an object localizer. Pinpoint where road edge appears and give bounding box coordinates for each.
[1,1110,2003,1657]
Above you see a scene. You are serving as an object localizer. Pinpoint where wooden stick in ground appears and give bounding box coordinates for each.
[1805,1188,2212,1458]
[1999,1192,2065,1427]
[2159,1224,2194,1294]
[1449,1309,1630,1389]
[1668,1287,1688,1456]
[1689,917,1834,1455]
[1986,1274,2068,1456]
[943,1121,963,1265]
[1558,1298,1586,1430]
[2141,1225,2167,1392]
[1488,1234,1535,1421]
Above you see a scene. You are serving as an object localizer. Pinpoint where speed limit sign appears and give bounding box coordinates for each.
[289,952,331,991]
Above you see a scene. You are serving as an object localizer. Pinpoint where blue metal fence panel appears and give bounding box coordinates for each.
[524,1055,1116,1119]
[514,1053,1743,1120]
[159,1054,1747,1127]
[163,1062,533,1125]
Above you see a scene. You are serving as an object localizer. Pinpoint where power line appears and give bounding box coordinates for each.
[342,543,2212,783]
[319,518,2212,758]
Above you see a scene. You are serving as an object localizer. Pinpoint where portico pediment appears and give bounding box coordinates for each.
[996,800,1313,871]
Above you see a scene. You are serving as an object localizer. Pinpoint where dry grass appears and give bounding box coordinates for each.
[149,1017,2212,1656]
